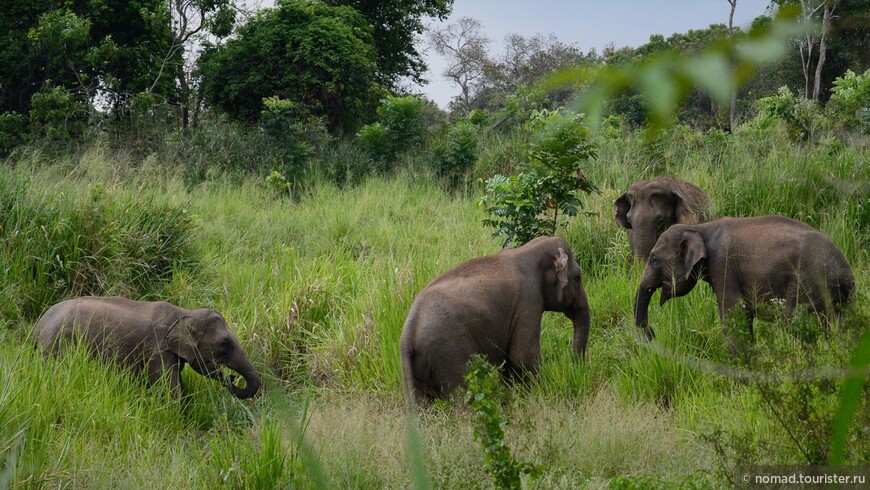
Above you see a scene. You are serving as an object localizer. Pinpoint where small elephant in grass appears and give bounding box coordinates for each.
[634,216,855,351]
[400,236,591,403]
[34,296,262,399]
[615,177,711,259]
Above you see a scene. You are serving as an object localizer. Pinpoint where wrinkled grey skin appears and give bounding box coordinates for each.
[34,296,261,399]
[400,236,591,403]
[615,177,711,259]
[634,216,855,351]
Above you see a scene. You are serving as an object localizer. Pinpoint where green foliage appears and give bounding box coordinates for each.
[198,0,377,131]
[546,10,805,132]
[356,122,391,162]
[827,69,870,133]
[324,0,454,86]
[465,355,542,490]
[357,95,426,168]
[27,84,87,142]
[430,120,478,187]
[259,96,330,186]
[0,112,26,157]
[747,86,827,140]
[480,109,597,247]
[0,173,197,320]
[2,0,177,117]
[211,418,304,488]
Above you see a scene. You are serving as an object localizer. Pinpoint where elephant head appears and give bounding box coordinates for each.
[536,238,591,358]
[615,177,709,259]
[634,225,706,340]
[165,308,262,399]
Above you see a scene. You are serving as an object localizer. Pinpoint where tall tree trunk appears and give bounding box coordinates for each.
[727,0,737,131]
[178,71,190,138]
[812,2,836,100]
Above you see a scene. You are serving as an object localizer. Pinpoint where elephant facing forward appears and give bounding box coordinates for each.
[634,216,855,351]
[400,236,591,403]
[34,296,262,399]
[615,176,711,259]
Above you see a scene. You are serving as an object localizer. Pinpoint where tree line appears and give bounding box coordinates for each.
[0,0,867,159]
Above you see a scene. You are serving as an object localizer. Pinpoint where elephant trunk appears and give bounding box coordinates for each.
[226,354,262,399]
[634,279,656,341]
[571,290,591,358]
[630,230,658,260]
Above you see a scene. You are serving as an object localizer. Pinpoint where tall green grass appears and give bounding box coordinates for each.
[0,128,868,487]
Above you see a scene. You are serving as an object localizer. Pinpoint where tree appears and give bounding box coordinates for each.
[483,33,598,111]
[197,0,378,132]
[429,17,493,115]
[324,0,454,87]
[2,0,178,118]
[774,0,840,100]
[167,0,237,135]
[727,0,738,130]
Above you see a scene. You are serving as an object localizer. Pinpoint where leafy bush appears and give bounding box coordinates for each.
[751,86,826,140]
[356,121,391,163]
[28,84,88,143]
[0,112,26,158]
[0,177,198,320]
[480,109,598,247]
[357,95,426,170]
[827,69,870,133]
[260,96,331,188]
[431,120,478,188]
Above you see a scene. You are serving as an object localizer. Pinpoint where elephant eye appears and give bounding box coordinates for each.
[216,339,232,354]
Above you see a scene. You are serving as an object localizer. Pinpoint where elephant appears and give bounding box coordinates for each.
[34,296,262,399]
[634,216,855,351]
[399,236,591,403]
[615,176,711,259]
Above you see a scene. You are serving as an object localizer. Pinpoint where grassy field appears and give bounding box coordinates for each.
[1,126,868,488]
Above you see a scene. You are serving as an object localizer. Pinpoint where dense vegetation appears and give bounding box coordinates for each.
[1,116,868,487]
[1,0,869,488]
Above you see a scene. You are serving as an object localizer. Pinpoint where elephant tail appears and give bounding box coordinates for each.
[399,335,418,409]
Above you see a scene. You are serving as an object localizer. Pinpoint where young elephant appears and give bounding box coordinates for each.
[615,177,711,259]
[400,236,591,403]
[34,296,261,399]
[634,216,855,350]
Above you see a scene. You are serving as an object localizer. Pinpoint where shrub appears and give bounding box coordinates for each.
[356,121,391,163]
[431,120,478,188]
[28,84,88,143]
[0,176,198,320]
[752,86,826,141]
[356,95,426,170]
[0,112,26,158]
[260,96,331,188]
[480,109,598,247]
[827,69,870,133]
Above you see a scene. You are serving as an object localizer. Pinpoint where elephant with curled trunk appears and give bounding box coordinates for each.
[34,296,262,399]
[400,236,591,403]
[634,216,854,351]
[615,177,711,259]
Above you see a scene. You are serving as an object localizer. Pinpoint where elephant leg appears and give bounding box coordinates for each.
[417,339,474,399]
[148,351,184,397]
[506,321,542,384]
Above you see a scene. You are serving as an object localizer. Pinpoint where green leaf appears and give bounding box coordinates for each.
[681,52,733,104]
[827,326,870,465]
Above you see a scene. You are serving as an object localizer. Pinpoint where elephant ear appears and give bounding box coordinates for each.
[554,247,569,302]
[680,230,706,280]
[164,316,201,365]
[614,193,632,229]
[673,184,701,224]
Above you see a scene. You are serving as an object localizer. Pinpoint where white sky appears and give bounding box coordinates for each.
[417,0,773,108]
